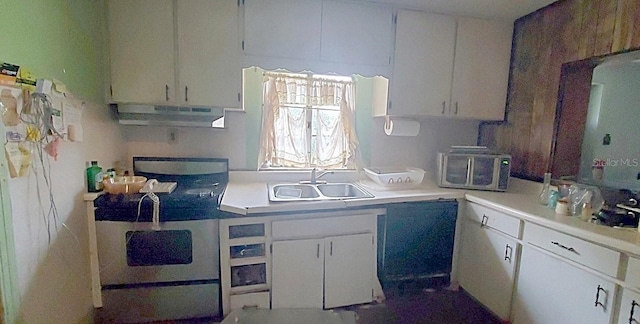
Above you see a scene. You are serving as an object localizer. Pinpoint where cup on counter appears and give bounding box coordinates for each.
[555,199,570,216]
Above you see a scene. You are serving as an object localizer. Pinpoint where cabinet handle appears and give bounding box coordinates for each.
[630,300,638,324]
[441,101,446,114]
[480,215,488,227]
[330,241,333,256]
[165,84,170,101]
[185,86,189,102]
[504,244,513,263]
[594,285,605,308]
[317,243,320,259]
[454,102,458,115]
[551,241,577,253]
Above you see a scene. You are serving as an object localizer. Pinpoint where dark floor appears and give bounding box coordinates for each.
[133,285,501,324]
[345,286,502,324]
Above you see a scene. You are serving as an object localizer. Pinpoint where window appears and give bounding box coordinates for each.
[258,72,359,169]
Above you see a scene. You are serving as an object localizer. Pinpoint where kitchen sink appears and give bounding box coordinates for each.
[316,183,372,198]
[268,182,373,202]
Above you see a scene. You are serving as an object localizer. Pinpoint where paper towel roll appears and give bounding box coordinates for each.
[384,118,420,136]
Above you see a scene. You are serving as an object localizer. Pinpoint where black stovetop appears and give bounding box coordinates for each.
[94,157,229,222]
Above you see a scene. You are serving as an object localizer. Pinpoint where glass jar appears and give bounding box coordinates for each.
[538,172,551,205]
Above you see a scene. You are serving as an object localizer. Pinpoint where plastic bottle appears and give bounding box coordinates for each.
[538,172,551,205]
[86,161,103,192]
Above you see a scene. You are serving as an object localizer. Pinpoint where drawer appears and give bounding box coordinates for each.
[228,223,265,239]
[524,222,620,277]
[466,202,521,238]
[272,213,375,239]
[230,291,270,310]
[626,256,640,288]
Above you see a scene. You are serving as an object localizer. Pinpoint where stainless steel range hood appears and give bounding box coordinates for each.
[116,104,225,128]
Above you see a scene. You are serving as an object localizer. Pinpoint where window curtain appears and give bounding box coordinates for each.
[257,75,360,169]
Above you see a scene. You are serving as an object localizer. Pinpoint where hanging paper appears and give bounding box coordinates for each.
[4,142,31,178]
[63,100,84,142]
[0,63,19,86]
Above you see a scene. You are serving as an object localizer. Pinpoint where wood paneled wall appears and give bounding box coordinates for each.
[479,0,640,181]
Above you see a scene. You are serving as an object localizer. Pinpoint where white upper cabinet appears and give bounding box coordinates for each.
[108,0,241,108]
[108,0,175,104]
[243,0,392,67]
[243,0,322,60]
[389,10,456,116]
[320,0,393,66]
[385,10,512,119]
[451,17,512,120]
[177,0,241,108]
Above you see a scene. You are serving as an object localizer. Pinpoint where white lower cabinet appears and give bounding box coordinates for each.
[618,288,640,324]
[271,233,374,309]
[512,246,616,324]
[458,220,518,320]
[271,238,324,308]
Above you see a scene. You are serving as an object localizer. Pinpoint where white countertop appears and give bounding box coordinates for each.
[220,173,640,256]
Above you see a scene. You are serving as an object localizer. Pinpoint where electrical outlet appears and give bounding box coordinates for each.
[167,128,178,144]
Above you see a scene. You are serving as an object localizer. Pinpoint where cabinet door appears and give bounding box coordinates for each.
[458,220,517,320]
[618,288,640,324]
[451,17,512,120]
[271,239,324,309]
[324,233,374,309]
[320,1,393,66]
[108,0,175,103]
[243,0,321,60]
[177,0,241,108]
[390,10,455,116]
[512,246,615,324]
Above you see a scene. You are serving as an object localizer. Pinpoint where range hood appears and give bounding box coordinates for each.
[115,104,225,128]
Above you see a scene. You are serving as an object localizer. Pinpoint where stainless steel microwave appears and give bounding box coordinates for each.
[437,152,511,191]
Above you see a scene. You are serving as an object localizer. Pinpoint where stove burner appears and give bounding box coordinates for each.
[185,188,214,197]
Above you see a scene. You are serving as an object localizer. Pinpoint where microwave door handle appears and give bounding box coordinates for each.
[466,157,473,186]
[493,158,501,185]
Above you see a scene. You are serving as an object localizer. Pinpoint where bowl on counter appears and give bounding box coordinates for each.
[103,176,147,194]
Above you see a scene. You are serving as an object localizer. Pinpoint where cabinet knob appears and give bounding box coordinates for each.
[185,86,189,102]
[165,85,170,101]
[629,300,638,323]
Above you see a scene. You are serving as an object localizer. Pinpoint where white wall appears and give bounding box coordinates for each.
[124,113,479,174]
[8,102,126,323]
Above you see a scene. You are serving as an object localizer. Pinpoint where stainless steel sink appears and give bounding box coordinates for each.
[268,182,373,202]
[316,183,372,198]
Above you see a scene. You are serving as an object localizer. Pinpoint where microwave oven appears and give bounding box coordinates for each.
[437,152,511,191]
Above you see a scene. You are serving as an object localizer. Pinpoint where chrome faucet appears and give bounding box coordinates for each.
[308,167,333,184]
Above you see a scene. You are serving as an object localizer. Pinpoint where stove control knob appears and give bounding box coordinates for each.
[628,198,638,206]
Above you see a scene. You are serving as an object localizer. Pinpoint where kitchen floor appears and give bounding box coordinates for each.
[347,286,502,324]
[162,285,501,324]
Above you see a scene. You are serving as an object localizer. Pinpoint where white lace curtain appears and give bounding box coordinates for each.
[258,74,359,169]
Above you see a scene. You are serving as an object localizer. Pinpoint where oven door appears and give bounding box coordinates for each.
[96,219,219,286]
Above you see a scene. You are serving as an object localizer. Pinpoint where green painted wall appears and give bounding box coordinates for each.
[0,0,106,103]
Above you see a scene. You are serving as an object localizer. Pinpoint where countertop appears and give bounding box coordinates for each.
[220,173,640,256]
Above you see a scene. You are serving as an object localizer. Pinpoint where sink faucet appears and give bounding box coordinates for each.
[309,167,333,184]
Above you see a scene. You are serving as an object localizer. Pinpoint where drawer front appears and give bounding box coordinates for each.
[272,214,375,239]
[524,222,620,277]
[229,292,270,310]
[467,202,521,238]
[626,256,640,288]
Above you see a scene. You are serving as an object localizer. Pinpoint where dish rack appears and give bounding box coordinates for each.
[363,167,425,188]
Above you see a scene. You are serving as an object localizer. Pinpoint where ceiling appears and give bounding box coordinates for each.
[353,0,558,21]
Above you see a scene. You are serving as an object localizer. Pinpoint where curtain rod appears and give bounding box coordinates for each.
[263,71,353,85]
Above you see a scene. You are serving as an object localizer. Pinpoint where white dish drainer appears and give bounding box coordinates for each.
[363,167,425,188]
